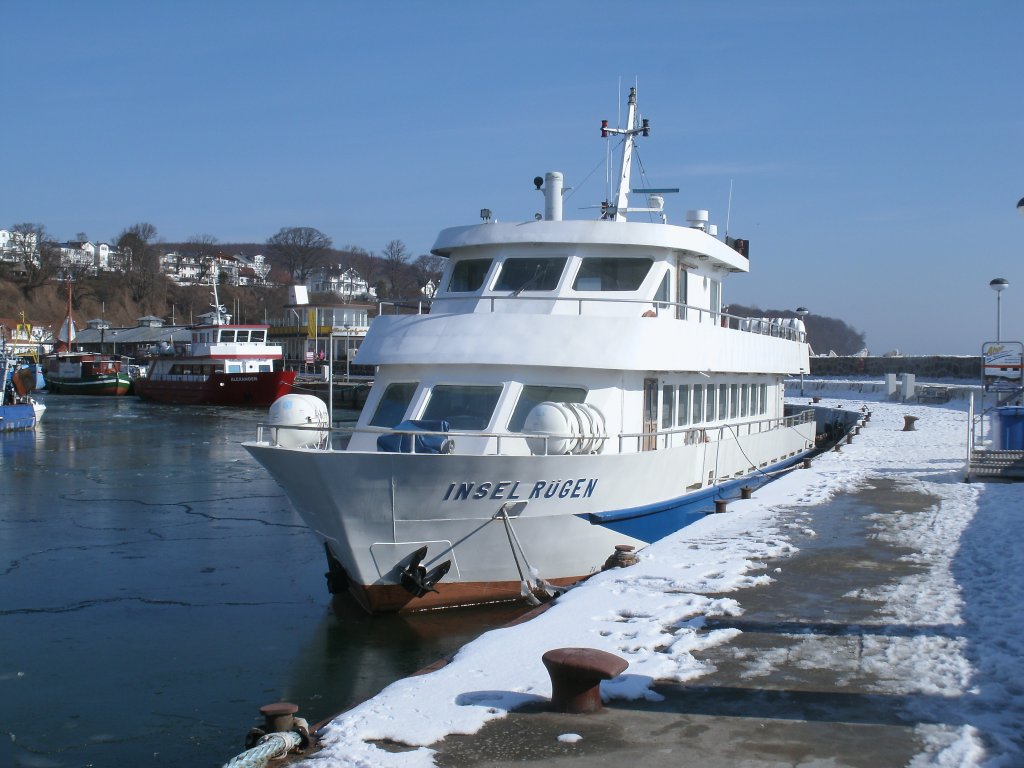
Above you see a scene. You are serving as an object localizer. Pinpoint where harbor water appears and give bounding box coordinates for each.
[0,396,526,767]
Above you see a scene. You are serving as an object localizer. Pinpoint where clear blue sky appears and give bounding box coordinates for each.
[3,1,1022,355]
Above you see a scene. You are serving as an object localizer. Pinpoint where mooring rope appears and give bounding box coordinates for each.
[222,731,303,768]
[495,505,560,604]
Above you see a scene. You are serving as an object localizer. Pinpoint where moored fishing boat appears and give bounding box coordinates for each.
[133,278,296,406]
[244,88,816,613]
[43,286,133,396]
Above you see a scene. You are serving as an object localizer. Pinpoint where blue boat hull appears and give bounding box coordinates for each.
[0,403,38,432]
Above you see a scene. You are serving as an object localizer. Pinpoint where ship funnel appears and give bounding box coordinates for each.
[545,172,563,221]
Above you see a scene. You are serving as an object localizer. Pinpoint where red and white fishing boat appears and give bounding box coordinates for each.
[134,279,295,406]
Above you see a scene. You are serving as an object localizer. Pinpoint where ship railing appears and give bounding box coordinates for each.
[616,409,815,453]
[381,296,807,343]
[256,409,815,455]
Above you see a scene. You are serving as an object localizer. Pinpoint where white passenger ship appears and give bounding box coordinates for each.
[245,88,815,613]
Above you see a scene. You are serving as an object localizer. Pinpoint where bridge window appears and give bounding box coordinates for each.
[235,330,250,342]
[423,385,502,430]
[370,382,418,427]
[447,259,493,292]
[493,257,566,293]
[251,330,265,342]
[219,330,235,343]
[572,257,653,291]
[508,385,586,432]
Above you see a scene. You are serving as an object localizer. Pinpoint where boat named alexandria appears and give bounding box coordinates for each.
[245,88,815,613]
[134,283,296,406]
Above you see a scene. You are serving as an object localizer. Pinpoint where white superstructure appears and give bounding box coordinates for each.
[245,88,815,613]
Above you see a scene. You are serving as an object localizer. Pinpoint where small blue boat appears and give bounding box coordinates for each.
[1,347,45,432]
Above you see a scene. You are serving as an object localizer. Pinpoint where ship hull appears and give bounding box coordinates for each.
[244,419,814,612]
[134,370,296,406]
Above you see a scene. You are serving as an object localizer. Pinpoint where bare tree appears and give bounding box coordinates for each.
[266,226,332,282]
[8,222,60,298]
[382,239,412,297]
[412,253,446,295]
[184,233,220,283]
[342,246,382,296]
[117,222,161,303]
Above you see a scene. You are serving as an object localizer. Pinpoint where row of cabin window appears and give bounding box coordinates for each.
[447,256,654,294]
[661,382,769,429]
[166,362,273,375]
[369,382,587,432]
[192,329,267,344]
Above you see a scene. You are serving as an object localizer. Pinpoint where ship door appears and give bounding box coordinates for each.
[643,378,658,451]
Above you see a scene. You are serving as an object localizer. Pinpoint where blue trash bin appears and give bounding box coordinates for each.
[992,406,1024,450]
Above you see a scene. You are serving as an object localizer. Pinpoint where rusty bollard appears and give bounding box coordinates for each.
[602,544,639,571]
[802,458,812,469]
[260,702,299,733]
[542,648,628,713]
[846,433,854,444]
[903,415,919,431]
[714,499,728,514]
[740,486,753,500]
[833,443,842,453]
[855,426,861,435]
[812,396,821,404]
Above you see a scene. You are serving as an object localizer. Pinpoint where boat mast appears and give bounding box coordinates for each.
[209,273,230,325]
[601,86,649,222]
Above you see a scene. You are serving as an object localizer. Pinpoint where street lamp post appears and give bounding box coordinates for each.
[990,278,1009,341]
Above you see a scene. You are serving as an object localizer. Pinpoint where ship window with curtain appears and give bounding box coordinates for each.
[677,385,690,426]
[572,257,653,291]
[730,384,739,418]
[447,259,493,292]
[423,384,502,430]
[692,385,704,424]
[370,382,419,427]
[493,257,566,293]
[661,385,674,428]
[705,384,716,423]
[740,383,749,417]
[719,383,728,420]
[507,385,587,432]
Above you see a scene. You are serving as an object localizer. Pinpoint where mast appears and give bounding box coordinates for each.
[600,86,650,222]
[209,272,230,325]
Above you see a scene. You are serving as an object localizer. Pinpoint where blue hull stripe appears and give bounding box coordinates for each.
[580,452,809,543]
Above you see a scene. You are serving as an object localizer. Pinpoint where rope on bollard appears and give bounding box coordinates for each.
[223,730,303,768]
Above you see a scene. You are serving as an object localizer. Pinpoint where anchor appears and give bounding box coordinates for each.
[323,542,349,595]
[399,545,452,598]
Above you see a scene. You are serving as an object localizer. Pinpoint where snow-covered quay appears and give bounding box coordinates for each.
[293,385,1024,768]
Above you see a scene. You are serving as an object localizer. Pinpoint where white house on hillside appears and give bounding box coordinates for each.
[308,266,376,300]
[58,241,117,275]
